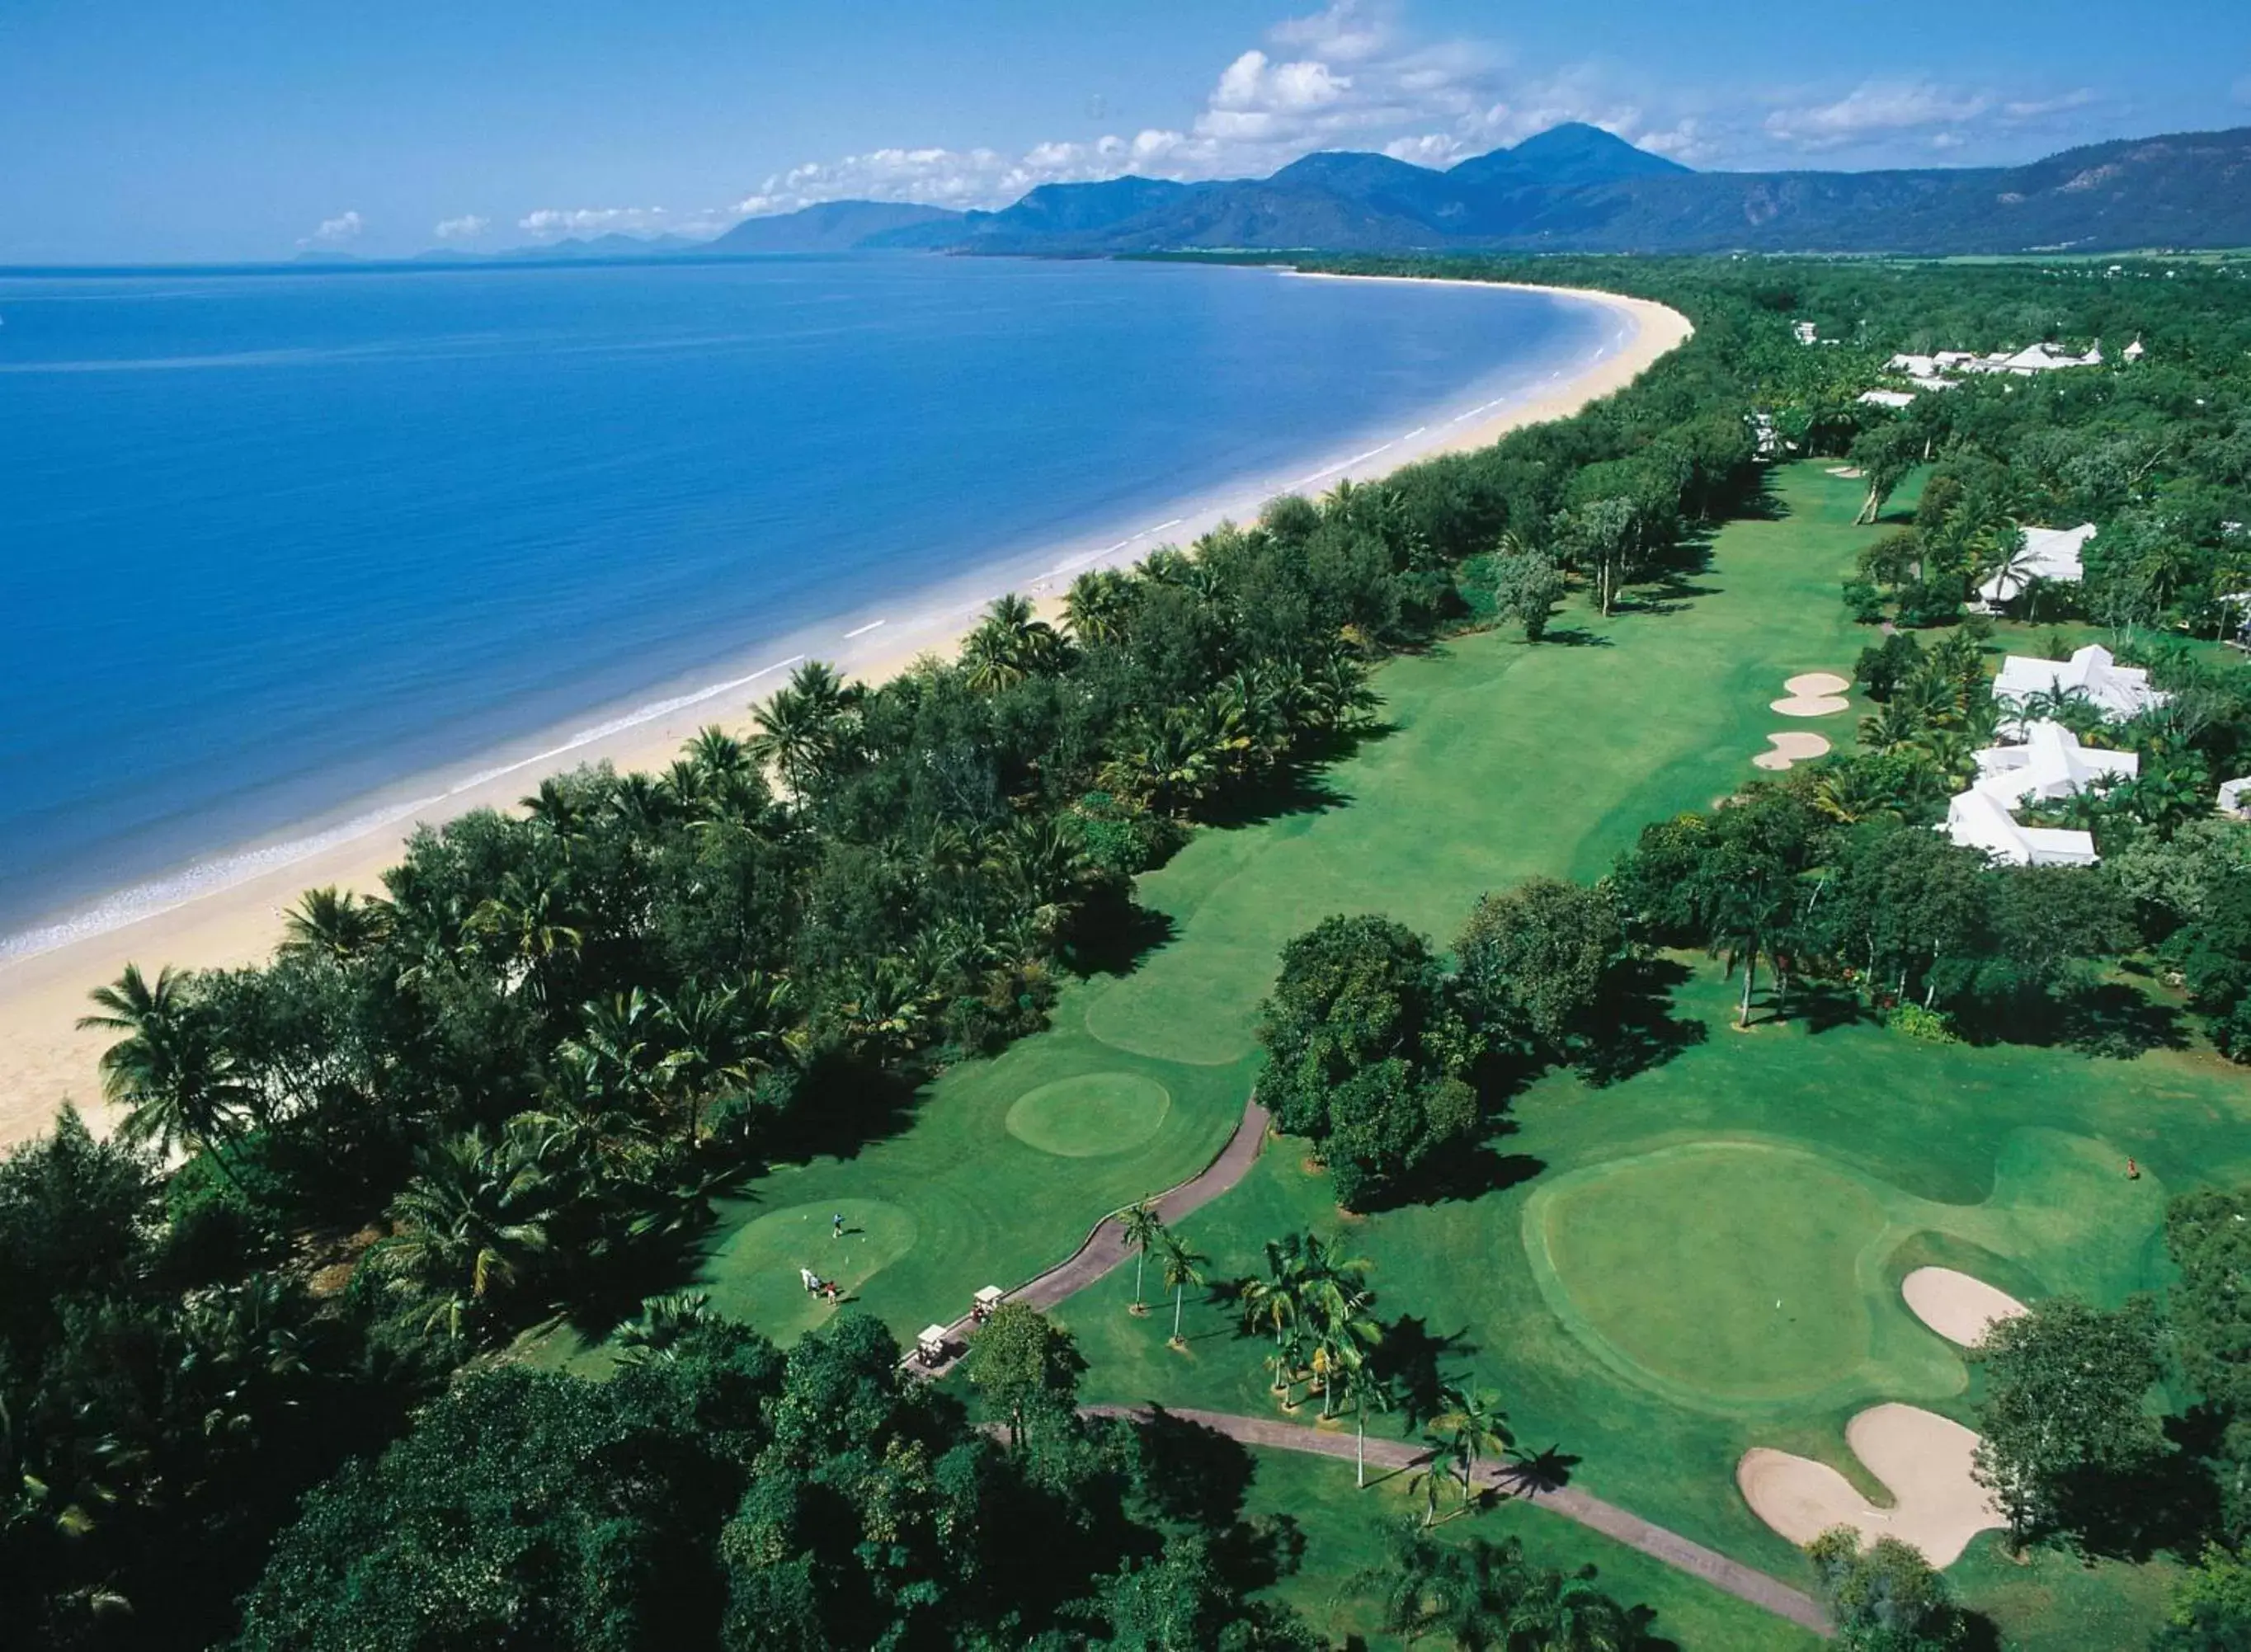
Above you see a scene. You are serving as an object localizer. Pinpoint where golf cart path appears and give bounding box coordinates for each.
[1082,1403,1830,1636]
[911,1098,1271,1375]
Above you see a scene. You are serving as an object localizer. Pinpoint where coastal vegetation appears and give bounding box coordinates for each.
[9,250,2251,1646]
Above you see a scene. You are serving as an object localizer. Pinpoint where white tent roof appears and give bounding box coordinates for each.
[1858,388,1917,409]
[1975,523,2096,604]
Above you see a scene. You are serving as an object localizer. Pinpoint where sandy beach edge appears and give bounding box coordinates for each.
[0,277,1693,1150]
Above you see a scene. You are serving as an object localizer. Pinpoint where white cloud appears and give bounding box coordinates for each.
[1762,79,2105,155]
[1764,82,1993,150]
[298,209,362,249]
[517,206,672,238]
[433,214,490,240]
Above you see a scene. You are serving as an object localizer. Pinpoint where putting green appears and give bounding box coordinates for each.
[1006,1072,1173,1157]
[1533,1143,1889,1405]
[698,1198,917,1344]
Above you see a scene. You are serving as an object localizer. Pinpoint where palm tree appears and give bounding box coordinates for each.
[374,1127,557,1338]
[961,593,1064,692]
[749,660,858,797]
[1428,1384,1514,1514]
[1100,710,1219,815]
[1119,1202,1164,1314]
[1339,1360,1397,1489]
[1158,1229,1207,1348]
[558,988,676,1137]
[469,867,583,1006]
[278,886,392,963]
[1238,1237,1309,1385]
[685,725,752,784]
[78,965,251,1186]
[615,1291,719,1365]
[520,776,596,841]
[1505,1565,1638,1651]
[1064,567,1133,647]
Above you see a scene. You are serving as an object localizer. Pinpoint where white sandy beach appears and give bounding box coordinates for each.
[0,279,1691,1151]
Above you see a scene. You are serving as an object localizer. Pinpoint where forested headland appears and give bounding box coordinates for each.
[10,249,2251,1648]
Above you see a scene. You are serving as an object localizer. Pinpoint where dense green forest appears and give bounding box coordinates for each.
[8,250,2251,1648]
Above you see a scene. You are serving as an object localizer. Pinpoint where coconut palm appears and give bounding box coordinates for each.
[1119,1202,1164,1314]
[1505,1565,1639,1651]
[78,965,252,1184]
[1157,1229,1207,1348]
[1063,567,1133,647]
[686,725,752,784]
[469,867,583,1006]
[1338,1358,1397,1488]
[615,1291,719,1364]
[520,776,596,841]
[749,660,858,796]
[961,593,1064,692]
[558,988,676,1135]
[1428,1384,1514,1513]
[374,1126,557,1338]
[1100,711,1218,815]
[278,885,392,963]
[1238,1236,1309,1375]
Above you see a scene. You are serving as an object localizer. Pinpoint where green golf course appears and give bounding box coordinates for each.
[570,462,2249,1643]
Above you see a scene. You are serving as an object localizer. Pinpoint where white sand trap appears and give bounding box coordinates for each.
[1785,673,1852,697]
[1752,732,1832,770]
[1770,692,1851,717]
[1825,465,1866,479]
[1738,1404,2003,1567]
[1901,1268,2027,1348]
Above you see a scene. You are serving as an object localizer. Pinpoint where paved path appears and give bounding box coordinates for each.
[1081,1404,1831,1637]
[907,1099,1270,1378]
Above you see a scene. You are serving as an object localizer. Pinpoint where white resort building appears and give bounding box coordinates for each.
[1943,722,2132,868]
[1945,789,2102,868]
[1969,720,2138,807]
[1973,523,2097,609]
[1991,644,2168,727]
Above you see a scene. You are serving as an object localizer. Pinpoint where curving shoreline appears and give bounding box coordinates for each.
[0,276,1692,1151]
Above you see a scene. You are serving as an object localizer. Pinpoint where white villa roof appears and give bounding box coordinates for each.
[1968,342,2103,374]
[1991,644,2168,722]
[1944,788,2101,867]
[1975,523,2096,604]
[1971,720,2137,807]
[1887,352,1940,376]
[1858,388,1917,409]
[2220,778,2251,817]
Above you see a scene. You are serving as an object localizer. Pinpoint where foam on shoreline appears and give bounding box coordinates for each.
[0,276,1692,1147]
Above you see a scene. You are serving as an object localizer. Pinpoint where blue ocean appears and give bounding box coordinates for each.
[0,256,1611,947]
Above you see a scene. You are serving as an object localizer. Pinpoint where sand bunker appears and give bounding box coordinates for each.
[1753,732,1833,771]
[1901,1268,2028,1348]
[1785,673,1852,697]
[1770,677,1852,718]
[1738,1404,2003,1566]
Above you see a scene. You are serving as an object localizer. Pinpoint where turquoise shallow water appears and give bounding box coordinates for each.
[0,254,1608,945]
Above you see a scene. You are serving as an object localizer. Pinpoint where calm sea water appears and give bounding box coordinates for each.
[0,256,1608,947]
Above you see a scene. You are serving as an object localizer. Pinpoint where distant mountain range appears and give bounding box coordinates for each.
[412,121,2251,265]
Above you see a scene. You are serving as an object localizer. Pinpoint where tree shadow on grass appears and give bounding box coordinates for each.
[1532,627,1613,648]
[2055,981,2191,1061]
[1122,1407,1307,1591]
[1577,958,1707,1085]
[1193,763,1361,831]
[1773,979,1872,1036]
[1067,901,1177,978]
[1372,1315,1480,1432]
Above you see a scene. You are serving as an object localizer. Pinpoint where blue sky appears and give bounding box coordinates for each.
[4,0,2248,262]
